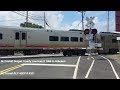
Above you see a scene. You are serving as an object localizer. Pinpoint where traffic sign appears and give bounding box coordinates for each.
[86,16,95,28]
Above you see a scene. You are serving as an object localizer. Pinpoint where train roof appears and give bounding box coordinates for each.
[0,26,46,31]
[0,26,84,34]
[99,32,120,36]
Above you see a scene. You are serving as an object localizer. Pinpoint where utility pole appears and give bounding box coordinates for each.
[44,12,46,29]
[26,11,28,27]
[78,11,86,30]
[107,11,109,32]
[82,11,84,30]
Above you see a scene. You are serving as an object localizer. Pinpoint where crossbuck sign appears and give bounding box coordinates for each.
[86,16,95,28]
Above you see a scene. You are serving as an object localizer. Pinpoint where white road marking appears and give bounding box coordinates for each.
[100,55,120,79]
[0,54,63,59]
[85,57,95,79]
[73,56,81,79]
[22,63,76,67]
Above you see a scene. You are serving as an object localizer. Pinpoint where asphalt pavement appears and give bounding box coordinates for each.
[0,54,120,79]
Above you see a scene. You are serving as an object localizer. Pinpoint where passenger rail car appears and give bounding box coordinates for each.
[96,32,120,54]
[0,27,88,56]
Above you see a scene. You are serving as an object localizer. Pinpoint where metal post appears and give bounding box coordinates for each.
[95,34,97,55]
[26,11,28,27]
[82,11,84,30]
[87,28,92,60]
[44,12,46,29]
[78,11,85,30]
[90,28,92,57]
[107,11,109,32]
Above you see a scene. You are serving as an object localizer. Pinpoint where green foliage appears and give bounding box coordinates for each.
[20,22,43,29]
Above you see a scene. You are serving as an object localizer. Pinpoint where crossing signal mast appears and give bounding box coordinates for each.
[85,16,97,41]
[84,16,100,59]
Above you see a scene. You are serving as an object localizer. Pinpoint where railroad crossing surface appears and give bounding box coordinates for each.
[0,54,120,79]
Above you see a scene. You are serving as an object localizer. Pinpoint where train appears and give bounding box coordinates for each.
[0,26,120,56]
[95,32,120,54]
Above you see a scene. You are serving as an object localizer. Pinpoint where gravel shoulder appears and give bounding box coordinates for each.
[105,54,120,64]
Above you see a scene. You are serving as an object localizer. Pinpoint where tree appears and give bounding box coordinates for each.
[20,22,43,29]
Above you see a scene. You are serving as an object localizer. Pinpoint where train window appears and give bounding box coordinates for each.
[0,33,2,40]
[49,36,59,41]
[15,32,19,40]
[60,37,69,41]
[80,37,83,42]
[112,39,117,43]
[22,33,26,40]
[71,37,78,42]
[101,36,104,40]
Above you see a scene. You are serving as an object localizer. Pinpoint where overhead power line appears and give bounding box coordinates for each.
[12,11,44,20]
[0,19,24,22]
[74,12,86,29]
[45,17,53,29]
[12,11,53,29]
[18,11,44,19]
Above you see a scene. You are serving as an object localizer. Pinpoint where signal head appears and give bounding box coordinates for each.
[91,29,97,35]
[84,29,89,35]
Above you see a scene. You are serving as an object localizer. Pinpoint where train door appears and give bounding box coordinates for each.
[15,31,27,48]
[20,31,27,48]
[0,33,3,46]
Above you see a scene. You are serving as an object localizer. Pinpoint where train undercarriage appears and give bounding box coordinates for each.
[0,49,86,56]
[0,48,119,56]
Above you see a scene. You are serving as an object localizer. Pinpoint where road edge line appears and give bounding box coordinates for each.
[100,55,120,79]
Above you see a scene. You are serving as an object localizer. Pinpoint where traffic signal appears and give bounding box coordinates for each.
[84,28,97,36]
[91,29,97,36]
[84,29,89,35]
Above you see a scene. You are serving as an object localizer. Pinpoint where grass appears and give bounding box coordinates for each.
[105,54,120,60]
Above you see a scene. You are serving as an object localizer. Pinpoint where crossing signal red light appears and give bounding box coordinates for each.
[84,29,89,35]
[91,29,97,36]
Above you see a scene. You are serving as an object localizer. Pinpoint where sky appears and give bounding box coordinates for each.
[0,11,116,33]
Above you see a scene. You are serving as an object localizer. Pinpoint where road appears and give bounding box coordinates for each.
[0,54,120,79]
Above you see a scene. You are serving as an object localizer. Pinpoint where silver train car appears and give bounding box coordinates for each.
[0,26,88,56]
[0,26,119,56]
[96,32,120,54]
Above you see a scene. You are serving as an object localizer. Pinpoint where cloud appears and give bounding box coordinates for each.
[0,11,25,26]
[61,15,115,33]
[0,11,115,33]
[93,16,115,32]
[0,11,64,28]
[15,11,64,29]
[45,12,64,29]
[78,11,107,16]
[77,11,115,32]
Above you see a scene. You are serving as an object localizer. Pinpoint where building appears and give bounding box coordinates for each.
[116,11,120,32]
